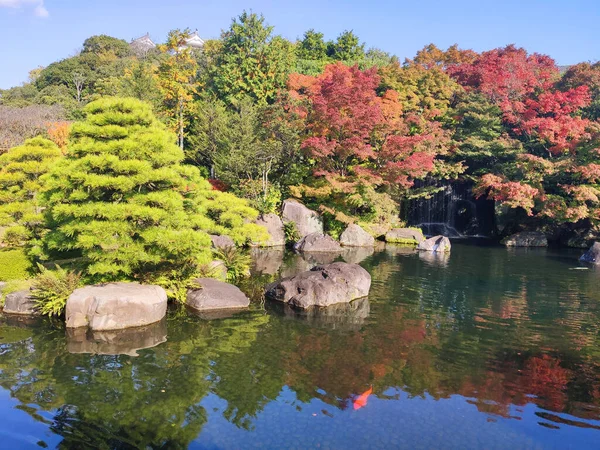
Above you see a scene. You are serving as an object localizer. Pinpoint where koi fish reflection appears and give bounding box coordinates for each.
[353,386,373,410]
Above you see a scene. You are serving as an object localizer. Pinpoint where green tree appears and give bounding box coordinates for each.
[39,98,265,285]
[0,137,62,247]
[156,29,199,149]
[209,11,296,105]
[297,29,328,61]
[327,30,365,61]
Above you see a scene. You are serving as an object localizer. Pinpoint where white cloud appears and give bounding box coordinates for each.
[0,0,49,17]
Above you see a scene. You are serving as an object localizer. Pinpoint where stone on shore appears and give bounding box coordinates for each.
[253,213,285,247]
[265,262,371,309]
[340,224,375,247]
[210,234,235,250]
[385,228,425,245]
[502,231,548,247]
[294,232,342,253]
[66,282,167,331]
[281,199,323,238]
[2,290,38,316]
[186,278,250,311]
[580,242,600,265]
[417,235,452,252]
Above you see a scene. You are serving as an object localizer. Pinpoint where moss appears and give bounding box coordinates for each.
[385,238,420,246]
[0,249,32,281]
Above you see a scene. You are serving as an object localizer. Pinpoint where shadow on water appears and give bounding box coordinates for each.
[1,243,600,448]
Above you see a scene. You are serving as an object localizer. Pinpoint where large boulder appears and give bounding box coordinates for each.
[186,278,250,311]
[294,232,342,253]
[417,235,451,252]
[282,199,323,238]
[66,282,167,331]
[265,262,371,309]
[210,234,235,250]
[340,224,375,247]
[253,213,285,247]
[580,242,600,265]
[385,228,425,245]
[502,231,548,247]
[2,290,38,316]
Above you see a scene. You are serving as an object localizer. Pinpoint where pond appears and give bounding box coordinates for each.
[1,242,599,449]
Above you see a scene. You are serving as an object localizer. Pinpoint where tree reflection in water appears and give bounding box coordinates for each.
[0,244,600,448]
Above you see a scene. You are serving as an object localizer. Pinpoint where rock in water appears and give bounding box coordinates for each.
[186,278,250,311]
[580,242,600,265]
[210,234,235,249]
[281,199,323,238]
[501,231,548,247]
[253,213,285,247]
[265,262,371,309]
[3,290,38,315]
[385,228,425,245]
[417,235,451,252]
[340,224,375,247]
[294,232,342,253]
[66,282,167,331]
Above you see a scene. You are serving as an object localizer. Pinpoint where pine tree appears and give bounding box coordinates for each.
[39,97,266,283]
[0,137,62,246]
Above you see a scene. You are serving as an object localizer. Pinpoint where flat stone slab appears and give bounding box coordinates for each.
[186,278,250,311]
[385,228,425,245]
[3,290,39,316]
[265,262,371,309]
[66,282,167,331]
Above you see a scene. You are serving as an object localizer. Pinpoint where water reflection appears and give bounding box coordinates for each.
[1,244,600,448]
[66,319,167,356]
[270,297,370,331]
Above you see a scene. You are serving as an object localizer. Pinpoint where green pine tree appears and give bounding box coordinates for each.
[38,97,266,285]
[0,137,62,247]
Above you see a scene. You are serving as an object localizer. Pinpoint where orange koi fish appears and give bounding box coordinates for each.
[353,386,373,410]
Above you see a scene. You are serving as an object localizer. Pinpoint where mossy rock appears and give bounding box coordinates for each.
[385,228,425,246]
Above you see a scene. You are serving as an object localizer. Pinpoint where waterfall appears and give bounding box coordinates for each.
[404,181,494,238]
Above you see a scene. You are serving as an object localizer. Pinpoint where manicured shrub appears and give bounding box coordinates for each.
[0,137,62,247]
[38,97,267,287]
[0,248,32,281]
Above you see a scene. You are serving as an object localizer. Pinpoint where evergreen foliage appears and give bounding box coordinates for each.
[38,97,266,284]
[0,137,62,246]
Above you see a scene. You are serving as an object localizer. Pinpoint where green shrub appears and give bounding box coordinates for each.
[213,246,251,282]
[39,97,267,285]
[0,137,62,247]
[283,221,300,245]
[31,264,82,317]
[0,248,32,281]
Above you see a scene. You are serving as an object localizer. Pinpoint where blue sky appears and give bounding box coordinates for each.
[0,0,598,89]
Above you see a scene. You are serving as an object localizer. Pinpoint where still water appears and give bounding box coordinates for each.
[1,242,599,449]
